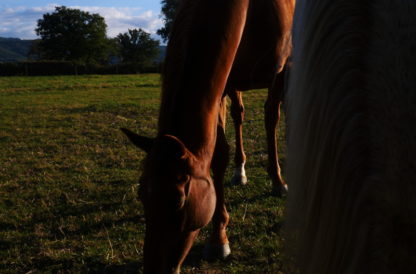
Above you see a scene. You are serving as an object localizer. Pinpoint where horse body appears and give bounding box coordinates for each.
[226,0,294,191]
[228,0,293,89]
[286,0,416,272]
[122,0,294,272]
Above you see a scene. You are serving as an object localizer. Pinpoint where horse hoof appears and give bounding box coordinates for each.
[272,184,288,197]
[203,243,231,261]
[231,175,248,185]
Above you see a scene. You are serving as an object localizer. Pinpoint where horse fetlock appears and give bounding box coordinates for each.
[272,182,287,197]
[232,163,247,185]
[231,174,248,185]
[203,242,231,261]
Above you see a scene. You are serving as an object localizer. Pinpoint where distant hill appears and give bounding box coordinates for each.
[0,37,33,62]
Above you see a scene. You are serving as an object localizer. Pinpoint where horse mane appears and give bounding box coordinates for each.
[158,0,201,134]
[285,0,416,273]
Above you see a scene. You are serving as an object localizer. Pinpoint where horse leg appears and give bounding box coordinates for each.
[228,88,248,185]
[265,70,287,196]
[204,96,231,260]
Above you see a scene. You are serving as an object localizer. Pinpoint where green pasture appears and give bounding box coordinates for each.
[0,74,287,273]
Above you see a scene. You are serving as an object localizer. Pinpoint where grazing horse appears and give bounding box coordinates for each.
[122,0,294,272]
[285,0,416,273]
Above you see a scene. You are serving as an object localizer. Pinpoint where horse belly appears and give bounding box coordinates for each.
[227,0,293,91]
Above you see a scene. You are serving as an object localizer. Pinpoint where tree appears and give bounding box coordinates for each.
[157,0,180,43]
[27,39,43,60]
[35,6,110,64]
[117,29,160,70]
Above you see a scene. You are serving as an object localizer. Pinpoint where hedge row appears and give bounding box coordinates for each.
[0,61,161,76]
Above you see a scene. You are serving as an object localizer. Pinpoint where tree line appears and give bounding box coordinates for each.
[30,6,160,72]
[1,3,177,76]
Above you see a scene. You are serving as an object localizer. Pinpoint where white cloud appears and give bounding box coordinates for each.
[72,6,162,37]
[0,5,163,40]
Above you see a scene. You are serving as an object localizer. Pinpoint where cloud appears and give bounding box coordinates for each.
[0,5,55,39]
[0,5,163,40]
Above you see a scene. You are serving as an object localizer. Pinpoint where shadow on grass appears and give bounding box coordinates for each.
[80,259,142,274]
[183,242,205,269]
[0,257,143,274]
[0,202,144,236]
[0,183,146,272]
[226,190,276,209]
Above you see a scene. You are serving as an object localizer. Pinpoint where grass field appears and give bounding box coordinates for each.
[0,74,287,273]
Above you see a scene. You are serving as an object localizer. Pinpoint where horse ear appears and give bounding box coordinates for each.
[120,128,154,153]
[159,135,192,160]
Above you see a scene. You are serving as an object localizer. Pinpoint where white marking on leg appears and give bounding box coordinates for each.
[234,162,246,178]
[232,162,247,184]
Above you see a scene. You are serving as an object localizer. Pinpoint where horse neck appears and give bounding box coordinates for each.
[157,0,250,165]
[158,81,222,163]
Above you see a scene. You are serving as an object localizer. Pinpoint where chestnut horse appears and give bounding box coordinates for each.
[122,0,294,272]
[286,0,416,273]
[225,0,293,190]
[227,68,289,193]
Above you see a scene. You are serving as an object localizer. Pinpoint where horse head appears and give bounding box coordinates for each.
[121,128,216,273]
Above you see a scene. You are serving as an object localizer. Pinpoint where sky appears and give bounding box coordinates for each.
[0,0,163,40]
